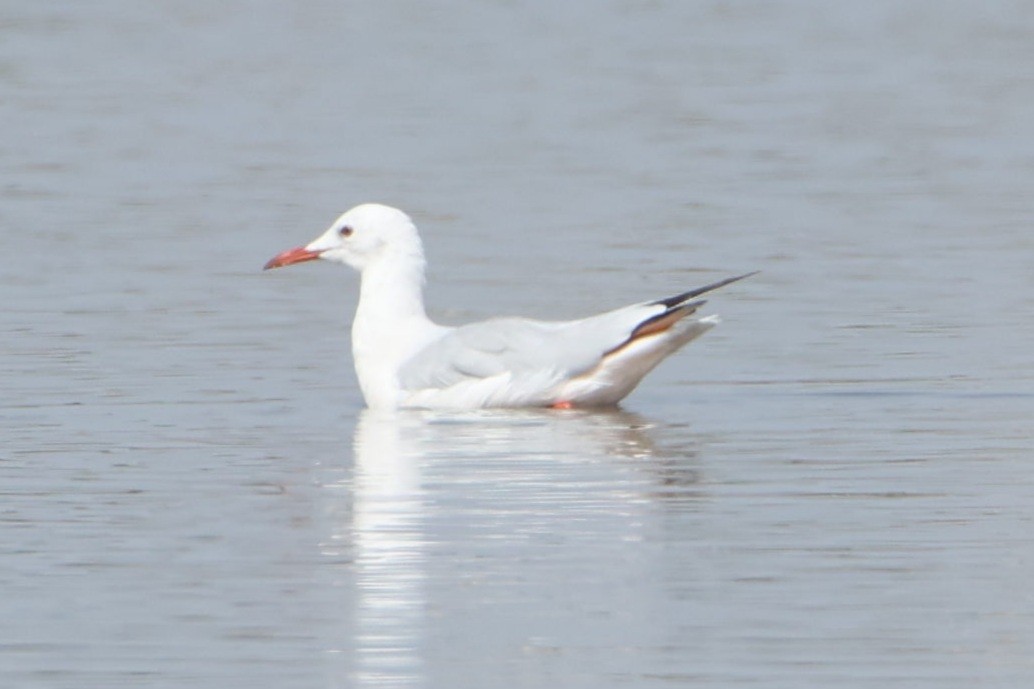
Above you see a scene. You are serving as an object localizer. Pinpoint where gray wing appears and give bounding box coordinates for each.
[398,317,601,391]
[398,272,756,393]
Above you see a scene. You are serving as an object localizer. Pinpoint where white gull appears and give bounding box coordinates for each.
[264,203,754,410]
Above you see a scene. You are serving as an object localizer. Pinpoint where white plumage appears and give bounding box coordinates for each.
[264,203,753,410]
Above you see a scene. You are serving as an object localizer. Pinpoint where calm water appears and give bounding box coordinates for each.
[3,2,1034,687]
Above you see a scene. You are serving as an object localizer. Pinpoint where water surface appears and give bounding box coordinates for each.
[2,1,1033,687]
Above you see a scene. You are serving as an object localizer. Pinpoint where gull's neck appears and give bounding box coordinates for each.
[357,251,430,322]
[351,250,439,408]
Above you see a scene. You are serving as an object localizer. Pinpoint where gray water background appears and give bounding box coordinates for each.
[3,1,1034,687]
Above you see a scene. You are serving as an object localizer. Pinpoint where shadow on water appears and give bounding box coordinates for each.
[327,407,704,687]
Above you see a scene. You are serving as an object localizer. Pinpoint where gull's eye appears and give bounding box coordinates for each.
[338,225,354,237]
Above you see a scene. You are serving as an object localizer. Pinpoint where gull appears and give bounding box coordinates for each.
[264,203,754,410]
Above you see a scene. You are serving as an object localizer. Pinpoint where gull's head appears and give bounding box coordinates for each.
[264,203,423,273]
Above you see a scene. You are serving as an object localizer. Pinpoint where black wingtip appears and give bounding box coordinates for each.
[608,298,710,355]
[653,271,759,308]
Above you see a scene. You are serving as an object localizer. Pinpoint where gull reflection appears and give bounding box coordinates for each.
[342,407,703,687]
[349,410,427,687]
